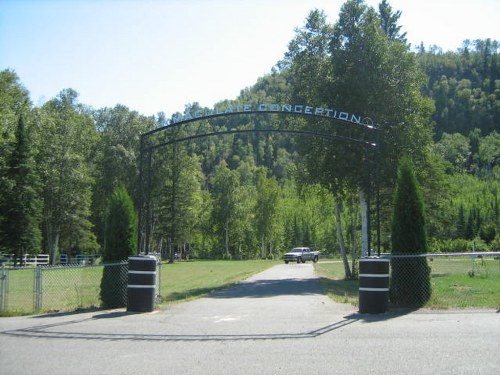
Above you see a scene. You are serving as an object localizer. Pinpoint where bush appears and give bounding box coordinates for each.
[390,257,431,306]
[100,186,137,308]
[390,156,431,307]
[222,252,233,260]
[480,224,496,244]
[490,236,500,251]
[102,185,137,262]
[100,263,128,309]
[430,238,470,253]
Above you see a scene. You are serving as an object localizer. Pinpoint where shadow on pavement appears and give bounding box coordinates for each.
[209,277,324,299]
[1,317,359,342]
[345,308,420,323]
[161,276,328,303]
[29,307,101,319]
[92,311,132,319]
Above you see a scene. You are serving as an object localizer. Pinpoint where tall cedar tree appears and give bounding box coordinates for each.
[100,185,137,308]
[103,185,137,262]
[390,156,431,306]
[1,114,42,265]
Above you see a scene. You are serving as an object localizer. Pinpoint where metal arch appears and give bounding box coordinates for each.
[146,128,377,153]
[137,109,380,256]
[141,109,377,140]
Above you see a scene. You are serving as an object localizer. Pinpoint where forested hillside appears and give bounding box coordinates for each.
[0,0,498,266]
[418,39,499,138]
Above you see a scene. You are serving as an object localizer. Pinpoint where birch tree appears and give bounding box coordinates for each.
[35,89,99,263]
[255,168,280,258]
[280,1,433,277]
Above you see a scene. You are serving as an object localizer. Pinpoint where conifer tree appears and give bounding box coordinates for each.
[390,156,431,306]
[100,185,137,308]
[103,185,137,262]
[1,114,42,265]
[456,204,465,238]
[465,210,475,240]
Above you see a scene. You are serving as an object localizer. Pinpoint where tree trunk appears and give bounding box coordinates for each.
[334,196,352,279]
[359,190,369,257]
[224,219,229,257]
[351,215,358,278]
[49,232,59,266]
[261,234,265,259]
[45,218,60,266]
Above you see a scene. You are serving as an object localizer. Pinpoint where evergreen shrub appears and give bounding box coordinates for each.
[390,156,431,307]
[100,185,137,308]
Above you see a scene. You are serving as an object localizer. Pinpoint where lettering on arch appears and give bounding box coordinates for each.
[170,102,374,128]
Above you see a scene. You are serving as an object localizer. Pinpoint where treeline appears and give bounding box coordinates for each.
[418,40,499,250]
[0,70,344,262]
[417,39,499,138]
[0,0,499,265]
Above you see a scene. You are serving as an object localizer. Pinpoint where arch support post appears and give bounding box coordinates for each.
[138,135,153,255]
[360,190,370,257]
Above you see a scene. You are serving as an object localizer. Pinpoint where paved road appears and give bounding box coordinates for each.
[1,264,499,374]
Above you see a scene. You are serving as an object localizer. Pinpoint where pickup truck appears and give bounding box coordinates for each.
[283,247,320,264]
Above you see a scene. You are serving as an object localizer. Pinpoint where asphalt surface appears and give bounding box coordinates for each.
[1,263,499,375]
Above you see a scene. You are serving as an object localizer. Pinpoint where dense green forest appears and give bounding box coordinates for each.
[1,0,499,266]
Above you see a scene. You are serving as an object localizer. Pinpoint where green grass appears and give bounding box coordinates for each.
[314,257,500,309]
[41,266,103,311]
[314,261,360,306]
[426,257,500,309]
[1,266,105,316]
[3,257,497,316]
[158,259,280,305]
[0,260,279,316]
[1,268,36,315]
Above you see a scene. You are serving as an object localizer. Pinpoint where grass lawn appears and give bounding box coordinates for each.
[1,266,105,316]
[158,259,280,304]
[1,260,279,316]
[3,257,497,316]
[314,257,500,309]
[41,266,103,311]
[426,257,500,309]
[314,261,360,306]
[2,268,36,315]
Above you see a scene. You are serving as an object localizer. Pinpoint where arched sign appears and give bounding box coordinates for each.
[138,102,380,255]
[168,102,374,127]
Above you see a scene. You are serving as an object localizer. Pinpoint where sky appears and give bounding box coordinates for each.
[1,0,499,117]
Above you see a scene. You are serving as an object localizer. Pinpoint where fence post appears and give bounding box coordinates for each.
[156,260,161,304]
[0,265,7,312]
[35,266,42,312]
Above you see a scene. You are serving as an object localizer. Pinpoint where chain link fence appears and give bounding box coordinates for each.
[0,262,128,315]
[1,254,498,314]
[387,252,500,308]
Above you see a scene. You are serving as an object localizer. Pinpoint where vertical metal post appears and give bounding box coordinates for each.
[367,192,371,257]
[35,266,42,312]
[137,135,145,254]
[362,147,372,257]
[0,265,7,312]
[145,149,153,255]
[471,241,476,275]
[156,259,161,304]
[376,123,381,256]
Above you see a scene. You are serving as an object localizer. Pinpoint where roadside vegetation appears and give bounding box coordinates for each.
[1,1,498,268]
[0,260,279,316]
[158,259,280,305]
[1,1,498,315]
[314,258,500,309]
